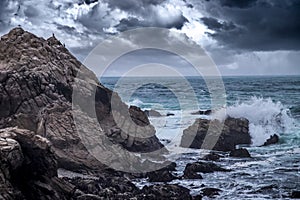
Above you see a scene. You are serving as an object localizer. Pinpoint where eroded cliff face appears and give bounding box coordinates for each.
[0,27,163,172]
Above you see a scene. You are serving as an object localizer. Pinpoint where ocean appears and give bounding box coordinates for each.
[101,76,300,199]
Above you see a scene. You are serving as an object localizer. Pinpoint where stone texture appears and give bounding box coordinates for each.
[0,128,75,200]
[262,134,279,146]
[229,148,251,158]
[0,27,164,172]
[180,117,251,151]
[183,161,229,179]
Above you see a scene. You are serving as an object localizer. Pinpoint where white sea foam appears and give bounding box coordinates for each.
[129,98,144,107]
[215,97,295,146]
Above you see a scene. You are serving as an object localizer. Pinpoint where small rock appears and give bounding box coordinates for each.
[291,191,300,199]
[145,109,162,117]
[166,112,175,116]
[191,110,212,115]
[203,152,221,161]
[148,170,177,182]
[201,188,221,197]
[262,134,279,146]
[230,148,251,158]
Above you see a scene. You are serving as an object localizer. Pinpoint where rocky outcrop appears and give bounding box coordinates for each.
[0,128,75,200]
[0,27,164,172]
[140,184,191,200]
[229,148,251,158]
[262,134,279,146]
[180,117,251,151]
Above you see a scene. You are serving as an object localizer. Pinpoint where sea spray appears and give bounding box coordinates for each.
[219,97,295,146]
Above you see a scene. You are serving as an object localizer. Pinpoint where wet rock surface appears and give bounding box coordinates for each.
[230,148,251,158]
[0,27,164,172]
[180,117,251,151]
[191,109,212,115]
[184,161,230,175]
[262,134,279,146]
[0,28,191,200]
[0,128,75,200]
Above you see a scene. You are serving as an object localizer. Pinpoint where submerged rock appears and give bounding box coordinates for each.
[201,188,221,197]
[180,117,251,151]
[230,148,251,158]
[262,134,279,146]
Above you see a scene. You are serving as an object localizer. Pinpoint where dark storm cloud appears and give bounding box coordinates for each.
[201,0,300,51]
[105,0,166,12]
[201,17,235,31]
[116,15,188,32]
[220,0,257,8]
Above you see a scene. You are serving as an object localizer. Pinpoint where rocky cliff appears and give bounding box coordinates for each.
[0,27,163,172]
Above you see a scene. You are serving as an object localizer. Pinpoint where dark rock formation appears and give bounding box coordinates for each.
[145,109,163,117]
[202,152,222,161]
[201,188,221,197]
[148,170,177,182]
[0,128,75,200]
[291,191,300,199]
[180,117,251,151]
[262,134,279,146]
[191,110,212,115]
[183,161,229,177]
[230,148,251,158]
[0,27,164,172]
[140,184,192,200]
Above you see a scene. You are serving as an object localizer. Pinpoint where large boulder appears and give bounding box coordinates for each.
[0,27,164,172]
[180,117,251,151]
[0,127,75,200]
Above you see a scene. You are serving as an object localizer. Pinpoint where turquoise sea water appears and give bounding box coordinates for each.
[101,76,300,199]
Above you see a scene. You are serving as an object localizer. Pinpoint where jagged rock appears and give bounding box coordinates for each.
[191,110,212,115]
[140,184,191,200]
[180,117,251,151]
[262,134,279,146]
[230,148,251,158]
[0,27,164,172]
[202,152,222,161]
[148,170,177,182]
[145,109,163,117]
[0,127,76,200]
[183,161,229,179]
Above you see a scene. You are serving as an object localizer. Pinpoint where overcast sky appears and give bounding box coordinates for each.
[0,0,300,76]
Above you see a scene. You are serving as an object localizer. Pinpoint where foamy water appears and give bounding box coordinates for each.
[101,76,300,199]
